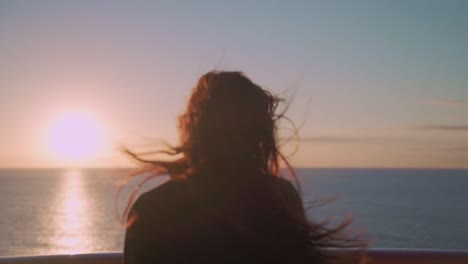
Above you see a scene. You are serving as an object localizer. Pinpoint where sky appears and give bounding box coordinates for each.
[0,0,467,168]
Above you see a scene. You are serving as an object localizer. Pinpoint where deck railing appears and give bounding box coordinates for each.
[1,249,468,264]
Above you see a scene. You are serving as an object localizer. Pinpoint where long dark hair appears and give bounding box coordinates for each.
[121,71,366,263]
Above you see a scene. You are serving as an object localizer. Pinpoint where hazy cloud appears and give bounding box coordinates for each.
[300,136,382,143]
[416,125,468,132]
[443,147,468,152]
[412,145,468,153]
[424,99,468,107]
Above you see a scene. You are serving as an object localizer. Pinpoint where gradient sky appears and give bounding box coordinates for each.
[1,0,467,168]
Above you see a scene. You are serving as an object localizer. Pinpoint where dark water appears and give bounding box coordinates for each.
[297,168,468,250]
[0,168,467,256]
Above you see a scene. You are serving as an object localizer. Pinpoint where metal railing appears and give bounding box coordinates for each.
[1,249,468,264]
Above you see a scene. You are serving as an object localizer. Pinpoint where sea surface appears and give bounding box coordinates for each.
[0,168,467,256]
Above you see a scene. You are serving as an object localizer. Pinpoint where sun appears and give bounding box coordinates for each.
[46,112,104,163]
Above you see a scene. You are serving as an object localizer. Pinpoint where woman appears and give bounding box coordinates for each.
[123,71,365,263]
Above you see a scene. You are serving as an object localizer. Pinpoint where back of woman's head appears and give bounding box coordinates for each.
[178,71,280,177]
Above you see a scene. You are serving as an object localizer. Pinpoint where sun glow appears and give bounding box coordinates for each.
[46,112,105,163]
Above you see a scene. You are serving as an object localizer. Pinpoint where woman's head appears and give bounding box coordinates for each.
[178,71,282,176]
[120,70,292,222]
[123,70,291,179]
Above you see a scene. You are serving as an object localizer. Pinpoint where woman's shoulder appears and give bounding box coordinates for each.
[271,176,304,216]
[145,177,188,197]
[131,178,190,213]
[272,176,300,194]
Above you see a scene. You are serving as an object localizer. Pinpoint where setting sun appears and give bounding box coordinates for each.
[46,112,105,163]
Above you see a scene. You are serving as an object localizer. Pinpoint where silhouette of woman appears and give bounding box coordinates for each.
[123,71,365,264]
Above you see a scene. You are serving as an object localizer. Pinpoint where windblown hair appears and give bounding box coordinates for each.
[125,71,287,178]
[122,71,366,263]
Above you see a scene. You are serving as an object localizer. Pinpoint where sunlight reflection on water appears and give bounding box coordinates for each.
[51,169,93,254]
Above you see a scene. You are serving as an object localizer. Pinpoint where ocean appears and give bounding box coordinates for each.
[0,168,467,256]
